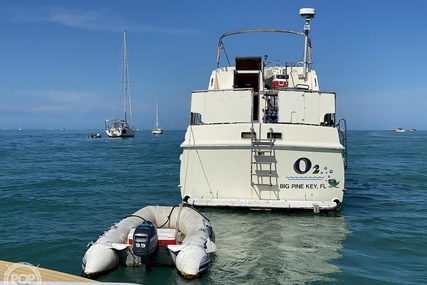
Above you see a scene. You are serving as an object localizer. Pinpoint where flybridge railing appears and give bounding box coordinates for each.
[216,28,308,68]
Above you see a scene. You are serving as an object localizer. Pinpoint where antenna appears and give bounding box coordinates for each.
[299,8,316,20]
[299,8,316,80]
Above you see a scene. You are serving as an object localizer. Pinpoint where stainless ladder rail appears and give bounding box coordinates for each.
[250,127,275,186]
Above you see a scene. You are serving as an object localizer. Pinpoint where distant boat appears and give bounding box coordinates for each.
[87,133,102,138]
[105,30,135,138]
[410,128,416,131]
[152,92,163,135]
[390,128,405,133]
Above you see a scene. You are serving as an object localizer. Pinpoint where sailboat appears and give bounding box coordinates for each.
[105,30,135,138]
[152,92,163,134]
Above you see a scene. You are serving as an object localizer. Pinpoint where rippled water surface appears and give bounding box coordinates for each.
[1,130,426,284]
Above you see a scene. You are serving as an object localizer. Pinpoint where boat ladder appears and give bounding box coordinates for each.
[250,127,276,187]
[337,118,348,169]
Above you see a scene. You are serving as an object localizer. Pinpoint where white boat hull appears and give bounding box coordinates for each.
[180,123,345,211]
[82,205,215,279]
[151,128,163,134]
[105,127,135,137]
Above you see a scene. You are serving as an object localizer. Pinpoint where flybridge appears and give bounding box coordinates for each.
[216,8,316,81]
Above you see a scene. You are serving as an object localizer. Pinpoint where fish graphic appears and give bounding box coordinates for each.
[328,179,340,188]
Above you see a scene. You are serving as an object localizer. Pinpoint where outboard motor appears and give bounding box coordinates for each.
[132,222,158,272]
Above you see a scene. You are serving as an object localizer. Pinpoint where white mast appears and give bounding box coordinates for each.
[123,30,133,126]
[155,91,159,128]
[123,31,127,121]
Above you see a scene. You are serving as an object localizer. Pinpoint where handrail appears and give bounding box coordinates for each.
[337,118,348,169]
[216,28,308,68]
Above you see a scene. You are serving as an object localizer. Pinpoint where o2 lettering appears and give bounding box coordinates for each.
[312,164,320,174]
[293,158,319,174]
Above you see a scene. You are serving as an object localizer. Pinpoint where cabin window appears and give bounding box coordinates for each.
[276,74,289,79]
[321,114,335,126]
[241,132,256,139]
[190,112,203,125]
[267,132,282,139]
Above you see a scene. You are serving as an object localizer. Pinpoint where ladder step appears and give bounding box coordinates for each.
[251,183,273,186]
[251,170,275,177]
[252,141,274,146]
[252,144,274,150]
[253,154,275,161]
[252,146,274,151]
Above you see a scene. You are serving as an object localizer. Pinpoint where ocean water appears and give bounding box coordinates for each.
[1,129,426,285]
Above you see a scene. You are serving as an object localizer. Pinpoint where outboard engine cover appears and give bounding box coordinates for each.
[132,223,158,271]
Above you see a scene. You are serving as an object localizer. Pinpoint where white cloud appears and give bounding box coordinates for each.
[6,6,200,35]
[47,8,118,31]
[0,90,105,114]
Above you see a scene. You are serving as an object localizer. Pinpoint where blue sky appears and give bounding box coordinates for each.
[1,1,426,131]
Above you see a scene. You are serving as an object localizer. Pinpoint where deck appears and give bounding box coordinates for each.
[0,260,96,283]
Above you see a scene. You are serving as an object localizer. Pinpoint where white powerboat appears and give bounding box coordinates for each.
[179,8,347,212]
[82,205,216,279]
[394,128,405,133]
[105,30,135,138]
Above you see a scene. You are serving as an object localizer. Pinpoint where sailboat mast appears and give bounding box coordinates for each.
[122,30,133,126]
[123,30,128,122]
[156,91,159,128]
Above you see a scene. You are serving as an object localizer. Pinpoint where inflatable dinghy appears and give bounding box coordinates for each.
[82,204,216,279]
